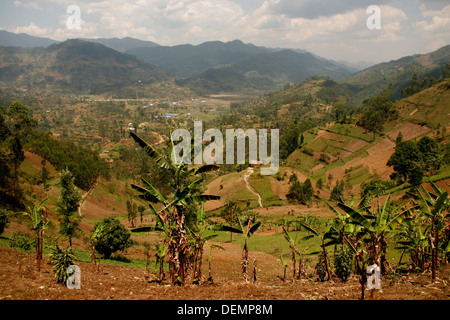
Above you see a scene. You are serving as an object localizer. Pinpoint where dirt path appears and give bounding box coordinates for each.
[244,167,263,208]
[150,131,164,145]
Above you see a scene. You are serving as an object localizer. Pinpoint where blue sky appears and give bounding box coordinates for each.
[0,0,449,64]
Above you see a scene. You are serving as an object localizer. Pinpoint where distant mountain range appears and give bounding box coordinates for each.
[78,37,160,52]
[0,30,449,98]
[126,40,354,92]
[0,30,58,48]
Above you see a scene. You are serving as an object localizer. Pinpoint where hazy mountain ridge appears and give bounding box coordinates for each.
[0,30,58,48]
[0,39,169,94]
[0,30,449,98]
[341,45,450,102]
[177,49,354,93]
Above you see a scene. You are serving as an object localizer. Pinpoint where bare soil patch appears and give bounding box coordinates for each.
[1,246,449,300]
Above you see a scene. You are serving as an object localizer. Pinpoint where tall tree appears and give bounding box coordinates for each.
[357,84,395,136]
[56,169,81,246]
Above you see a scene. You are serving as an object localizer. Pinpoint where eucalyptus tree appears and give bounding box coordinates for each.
[129,131,219,285]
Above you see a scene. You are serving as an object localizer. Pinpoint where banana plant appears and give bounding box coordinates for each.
[205,243,224,283]
[282,226,318,280]
[395,217,429,272]
[300,222,336,281]
[279,254,288,281]
[131,203,171,281]
[129,131,220,285]
[221,214,261,282]
[337,194,415,272]
[23,198,49,271]
[189,202,219,284]
[154,242,166,281]
[409,183,449,282]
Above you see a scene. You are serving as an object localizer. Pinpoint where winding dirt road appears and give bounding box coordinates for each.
[243,167,263,208]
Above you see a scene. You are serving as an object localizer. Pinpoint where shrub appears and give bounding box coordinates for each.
[92,217,133,259]
[334,245,353,282]
[10,232,34,252]
[49,245,77,284]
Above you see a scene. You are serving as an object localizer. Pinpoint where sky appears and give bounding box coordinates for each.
[0,0,449,64]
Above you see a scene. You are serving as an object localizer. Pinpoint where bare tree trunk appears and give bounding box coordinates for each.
[207,259,213,283]
[431,230,438,282]
[169,206,189,285]
[35,231,41,272]
[253,259,258,284]
[242,241,249,282]
[196,245,204,282]
[297,256,303,280]
[291,249,296,280]
[159,258,165,281]
[323,246,332,281]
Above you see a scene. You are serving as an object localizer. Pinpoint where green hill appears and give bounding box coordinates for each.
[341,45,450,103]
[0,39,169,94]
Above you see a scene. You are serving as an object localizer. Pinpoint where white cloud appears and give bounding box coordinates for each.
[13,0,43,10]
[416,4,450,32]
[415,4,450,51]
[14,22,51,36]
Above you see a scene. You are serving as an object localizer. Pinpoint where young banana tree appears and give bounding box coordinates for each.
[300,222,336,281]
[189,202,219,284]
[132,204,170,281]
[221,215,261,282]
[129,131,220,285]
[282,226,318,280]
[206,243,225,283]
[395,217,429,272]
[23,198,49,271]
[279,254,288,281]
[409,183,449,282]
[154,242,166,281]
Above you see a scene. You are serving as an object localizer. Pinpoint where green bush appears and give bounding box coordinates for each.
[92,217,133,259]
[49,245,77,284]
[334,245,353,282]
[10,232,34,252]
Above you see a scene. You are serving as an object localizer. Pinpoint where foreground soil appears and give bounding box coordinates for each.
[1,247,449,300]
